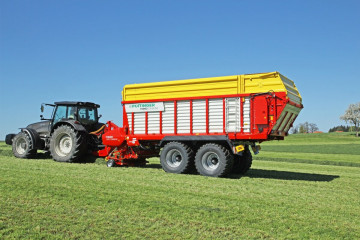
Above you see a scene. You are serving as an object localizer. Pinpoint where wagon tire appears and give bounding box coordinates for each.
[50,125,86,163]
[12,132,37,158]
[160,142,194,174]
[195,143,234,177]
[232,148,253,174]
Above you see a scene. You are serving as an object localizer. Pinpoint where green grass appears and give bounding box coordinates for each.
[0,133,360,239]
[257,132,360,167]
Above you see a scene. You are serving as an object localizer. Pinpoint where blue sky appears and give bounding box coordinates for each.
[0,0,359,139]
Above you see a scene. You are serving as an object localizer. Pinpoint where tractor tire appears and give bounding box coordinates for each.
[195,143,234,177]
[50,125,86,162]
[232,148,253,174]
[12,132,37,158]
[160,142,194,174]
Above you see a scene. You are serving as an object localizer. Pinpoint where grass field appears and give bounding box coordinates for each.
[0,133,359,239]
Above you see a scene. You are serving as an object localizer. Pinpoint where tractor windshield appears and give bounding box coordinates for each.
[78,107,98,125]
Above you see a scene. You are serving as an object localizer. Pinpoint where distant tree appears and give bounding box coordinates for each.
[298,123,306,133]
[294,122,319,134]
[309,123,319,133]
[290,126,298,134]
[340,103,360,137]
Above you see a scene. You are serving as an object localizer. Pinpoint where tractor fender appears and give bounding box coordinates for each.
[52,120,87,133]
[20,128,42,149]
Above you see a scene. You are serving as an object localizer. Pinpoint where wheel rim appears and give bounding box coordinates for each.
[201,151,220,171]
[15,137,27,155]
[55,133,73,157]
[165,149,183,168]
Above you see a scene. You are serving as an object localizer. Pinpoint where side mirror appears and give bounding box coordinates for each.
[41,104,44,113]
[99,114,102,119]
[40,115,44,120]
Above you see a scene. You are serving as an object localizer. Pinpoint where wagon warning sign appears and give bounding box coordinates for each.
[125,102,164,112]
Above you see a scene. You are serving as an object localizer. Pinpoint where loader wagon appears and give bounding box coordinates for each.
[98,71,303,177]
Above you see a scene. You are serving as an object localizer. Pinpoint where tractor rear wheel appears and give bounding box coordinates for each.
[195,143,233,177]
[12,132,36,158]
[160,142,194,174]
[50,125,85,162]
[232,148,253,174]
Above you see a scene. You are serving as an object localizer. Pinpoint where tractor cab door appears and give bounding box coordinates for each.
[51,105,77,129]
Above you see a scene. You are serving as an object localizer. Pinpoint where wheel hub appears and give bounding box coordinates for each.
[166,149,183,167]
[55,133,73,157]
[202,152,220,171]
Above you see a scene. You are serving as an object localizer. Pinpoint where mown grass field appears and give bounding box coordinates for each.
[0,132,359,239]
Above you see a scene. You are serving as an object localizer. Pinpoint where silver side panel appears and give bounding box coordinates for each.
[134,112,145,134]
[193,99,206,133]
[148,111,160,134]
[243,97,251,133]
[225,97,240,133]
[127,113,132,133]
[162,101,174,134]
[177,100,190,134]
[209,98,223,133]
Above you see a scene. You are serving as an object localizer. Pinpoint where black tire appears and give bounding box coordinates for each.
[232,148,253,174]
[50,125,86,162]
[11,132,37,158]
[107,159,115,167]
[195,143,234,177]
[160,142,194,174]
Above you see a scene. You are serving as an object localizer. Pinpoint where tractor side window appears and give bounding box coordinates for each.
[78,107,97,125]
[53,106,67,124]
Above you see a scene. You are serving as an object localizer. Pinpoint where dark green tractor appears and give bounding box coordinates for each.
[5,102,104,162]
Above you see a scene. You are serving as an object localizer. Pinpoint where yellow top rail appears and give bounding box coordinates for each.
[122,71,302,104]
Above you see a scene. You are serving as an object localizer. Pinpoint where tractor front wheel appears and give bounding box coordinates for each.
[50,125,85,162]
[12,132,36,158]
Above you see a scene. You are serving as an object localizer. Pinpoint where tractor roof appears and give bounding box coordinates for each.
[54,101,100,108]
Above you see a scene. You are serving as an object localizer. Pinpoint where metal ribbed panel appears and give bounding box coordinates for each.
[127,113,132,133]
[272,111,286,131]
[148,111,160,134]
[279,112,292,131]
[209,98,223,133]
[243,97,250,133]
[280,75,302,104]
[134,112,146,134]
[225,98,240,133]
[177,101,190,134]
[283,114,296,132]
[193,100,206,133]
[162,101,174,133]
[273,104,301,132]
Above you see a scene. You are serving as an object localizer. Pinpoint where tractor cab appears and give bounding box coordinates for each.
[46,102,101,132]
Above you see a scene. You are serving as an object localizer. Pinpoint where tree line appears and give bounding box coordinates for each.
[290,122,319,134]
[328,125,360,133]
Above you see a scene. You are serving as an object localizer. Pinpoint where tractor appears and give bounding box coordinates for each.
[5,102,104,162]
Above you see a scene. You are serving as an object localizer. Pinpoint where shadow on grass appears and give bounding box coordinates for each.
[143,163,162,169]
[243,169,339,182]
